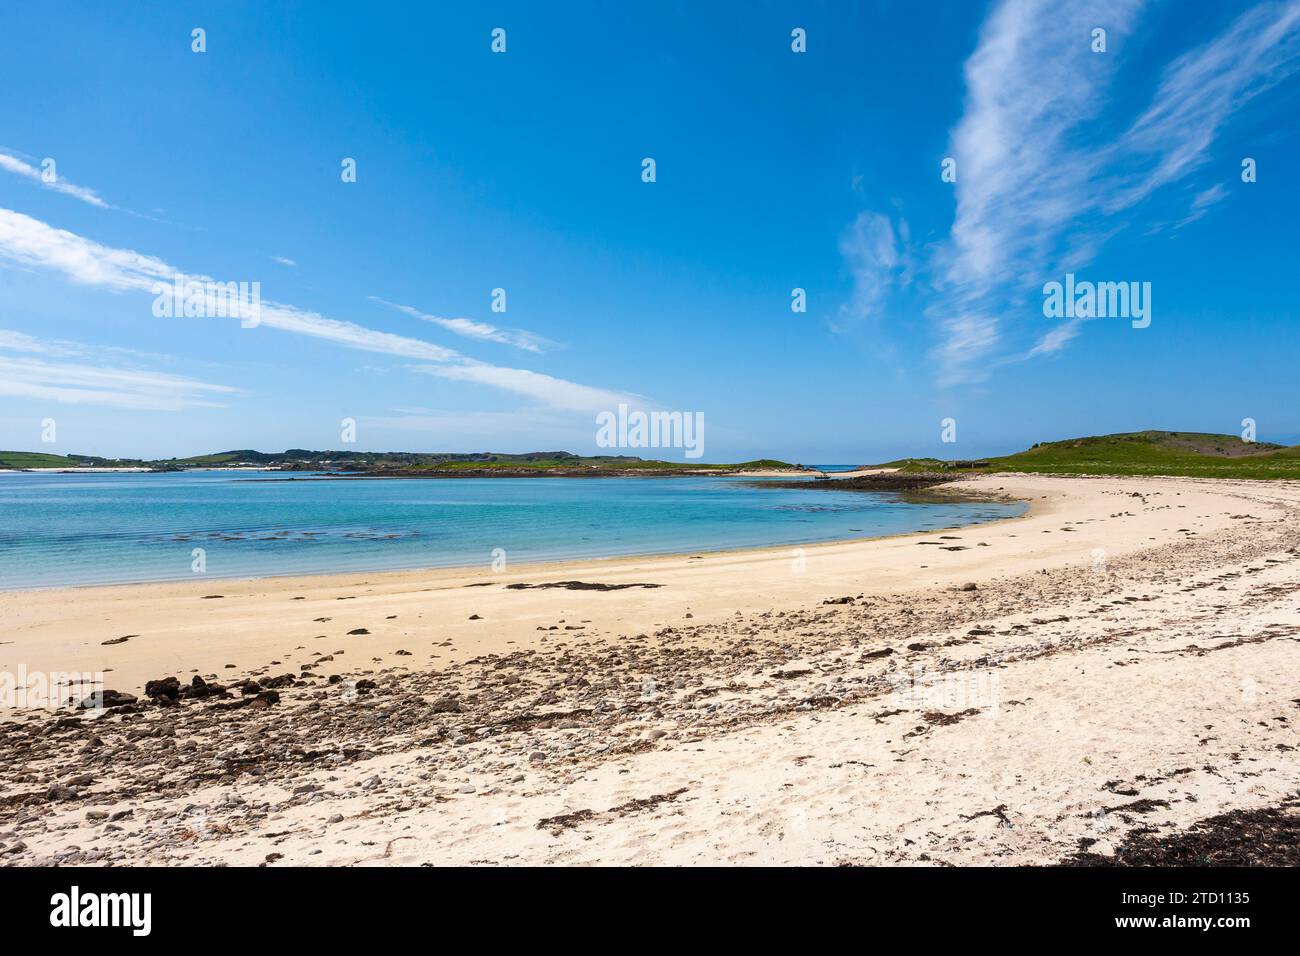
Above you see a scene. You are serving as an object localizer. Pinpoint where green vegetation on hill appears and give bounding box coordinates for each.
[0,451,147,469]
[1,448,797,474]
[882,431,1300,480]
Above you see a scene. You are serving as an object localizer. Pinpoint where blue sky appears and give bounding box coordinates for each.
[1,0,1298,462]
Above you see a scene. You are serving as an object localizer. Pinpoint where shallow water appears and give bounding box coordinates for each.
[0,470,1025,590]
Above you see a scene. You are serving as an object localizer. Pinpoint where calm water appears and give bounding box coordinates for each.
[0,471,1024,590]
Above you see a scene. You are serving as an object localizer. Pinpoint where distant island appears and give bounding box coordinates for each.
[3,430,1298,479]
[0,448,801,478]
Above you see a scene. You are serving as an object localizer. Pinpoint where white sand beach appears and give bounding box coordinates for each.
[2,473,1298,865]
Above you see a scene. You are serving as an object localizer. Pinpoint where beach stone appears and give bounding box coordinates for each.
[143,677,181,701]
[86,690,136,709]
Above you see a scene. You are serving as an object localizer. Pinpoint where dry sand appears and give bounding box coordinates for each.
[1,473,1298,866]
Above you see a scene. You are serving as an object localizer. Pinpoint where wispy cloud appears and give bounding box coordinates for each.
[0,328,79,356]
[0,331,237,410]
[411,362,640,413]
[371,296,554,354]
[0,207,636,409]
[930,0,1144,385]
[0,151,111,209]
[271,255,297,267]
[834,211,906,333]
[1108,1,1300,211]
[844,0,1300,385]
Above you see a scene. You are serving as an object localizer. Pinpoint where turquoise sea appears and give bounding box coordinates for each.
[0,470,1025,590]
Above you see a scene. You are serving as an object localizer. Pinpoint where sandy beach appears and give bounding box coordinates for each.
[2,472,1298,866]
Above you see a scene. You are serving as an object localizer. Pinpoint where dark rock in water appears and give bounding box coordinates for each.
[143,677,181,701]
[759,472,960,493]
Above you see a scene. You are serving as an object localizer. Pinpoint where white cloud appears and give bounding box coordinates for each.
[0,151,111,208]
[928,0,1143,385]
[1025,320,1082,359]
[372,296,554,354]
[271,256,297,267]
[411,362,640,413]
[1108,1,1300,212]
[919,0,1300,385]
[0,328,72,355]
[0,207,638,410]
[0,332,238,410]
[0,207,173,291]
[834,211,904,332]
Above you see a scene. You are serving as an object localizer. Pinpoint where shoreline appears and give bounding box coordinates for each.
[0,471,1219,695]
[3,472,1299,866]
[0,466,820,478]
[0,477,1025,597]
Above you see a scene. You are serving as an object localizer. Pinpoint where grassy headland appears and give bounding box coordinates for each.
[878,431,1300,480]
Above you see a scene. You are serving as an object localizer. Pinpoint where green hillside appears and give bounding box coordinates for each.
[884,431,1300,480]
[0,451,147,469]
[2,448,796,474]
